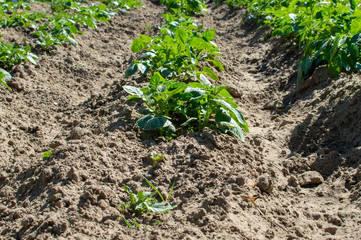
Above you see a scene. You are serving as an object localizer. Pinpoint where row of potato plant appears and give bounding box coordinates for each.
[223,0,361,81]
[123,13,249,140]
[0,0,142,90]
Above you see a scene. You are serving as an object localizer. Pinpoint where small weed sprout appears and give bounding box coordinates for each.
[42,148,54,159]
[150,151,164,167]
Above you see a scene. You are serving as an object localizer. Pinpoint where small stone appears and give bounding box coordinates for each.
[64,57,74,64]
[98,199,108,209]
[222,189,231,197]
[101,207,119,221]
[257,174,273,193]
[324,226,337,235]
[228,87,242,98]
[263,100,283,110]
[288,175,298,187]
[311,212,321,220]
[229,225,240,232]
[49,193,62,203]
[41,168,54,184]
[328,215,342,226]
[298,171,324,187]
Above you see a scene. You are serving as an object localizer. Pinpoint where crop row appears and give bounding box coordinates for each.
[123,2,249,141]
[0,0,142,90]
[224,0,361,81]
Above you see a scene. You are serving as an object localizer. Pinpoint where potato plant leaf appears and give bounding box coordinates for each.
[213,99,248,132]
[351,17,361,35]
[0,69,12,90]
[203,66,219,80]
[137,114,175,131]
[202,29,215,41]
[199,73,212,87]
[123,85,144,98]
[349,0,356,10]
[125,62,138,78]
[131,35,151,53]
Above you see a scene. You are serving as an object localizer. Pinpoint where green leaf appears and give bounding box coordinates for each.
[328,54,342,76]
[149,72,165,88]
[301,56,313,74]
[189,37,207,50]
[140,173,165,202]
[131,35,151,53]
[289,13,297,21]
[157,84,167,93]
[213,99,248,132]
[211,59,225,71]
[184,87,206,99]
[136,114,174,131]
[351,33,361,45]
[67,36,78,46]
[27,53,37,65]
[167,83,187,97]
[199,73,212,87]
[125,62,138,78]
[138,63,148,74]
[160,68,176,78]
[351,17,361,35]
[147,202,175,213]
[350,0,356,10]
[86,19,97,28]
[348,43,359,58]
[215,107,231,123]
[42,151,53,159]
[123,86,144,97]
[203,66,219,81]
[215,108,244,141]
[176,29,188,44]
[226,120,245,142]
[69,24,78,34]
[202,29,216,41]
[181,117,197,127]
[0,69,11,90]
[214,86,230,95]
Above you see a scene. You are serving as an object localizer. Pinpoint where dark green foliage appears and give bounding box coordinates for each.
[223,0,361,81]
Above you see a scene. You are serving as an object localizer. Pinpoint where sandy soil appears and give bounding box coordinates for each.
[1,1,361,239]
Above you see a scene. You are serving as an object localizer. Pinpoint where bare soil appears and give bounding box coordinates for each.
[1,1,361,239]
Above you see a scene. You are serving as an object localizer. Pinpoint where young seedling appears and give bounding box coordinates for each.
[150,151,164,167]
[118,174,176,228]
[42,148,54,159]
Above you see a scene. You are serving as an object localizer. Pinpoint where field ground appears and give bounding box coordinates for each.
[0,1,361,239]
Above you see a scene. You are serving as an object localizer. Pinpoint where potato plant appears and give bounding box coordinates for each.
[0,41,37,69]
[160,0,207,15]
[123,13,249,141]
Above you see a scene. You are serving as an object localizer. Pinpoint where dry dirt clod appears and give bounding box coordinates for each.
[298,171,324,187]
[257,174,273,193]
[324,226,338,235]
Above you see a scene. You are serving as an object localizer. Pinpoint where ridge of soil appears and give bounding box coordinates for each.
[1,1,360,239]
